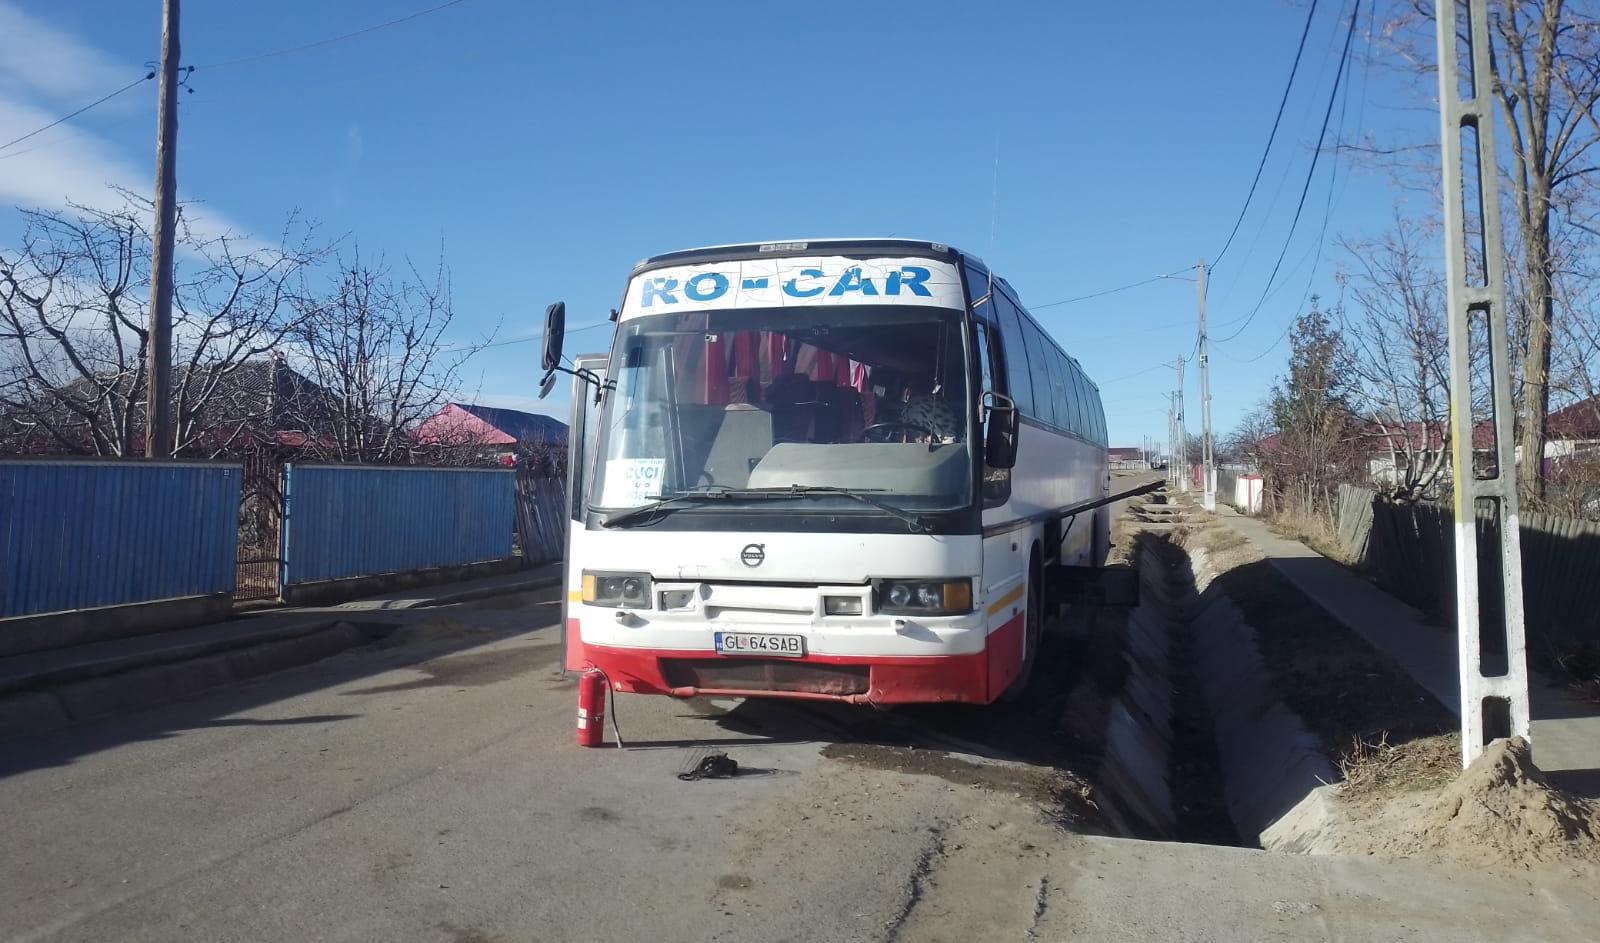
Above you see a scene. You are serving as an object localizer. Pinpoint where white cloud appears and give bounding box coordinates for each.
[0,3,249,244]
[0,2,138,107]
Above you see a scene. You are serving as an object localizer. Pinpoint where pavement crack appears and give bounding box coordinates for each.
[881,823,946,943]
[1025,875,1050,939]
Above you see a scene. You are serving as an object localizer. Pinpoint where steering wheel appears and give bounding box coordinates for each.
[860,420,937,443]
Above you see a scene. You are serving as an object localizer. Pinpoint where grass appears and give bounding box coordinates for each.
[1335,732,1459,803]
[1264,505,1356,567]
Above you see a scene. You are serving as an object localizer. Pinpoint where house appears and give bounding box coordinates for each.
[1107,446,1147,469]
[414,403,568,458]
[1544,397,1600,464]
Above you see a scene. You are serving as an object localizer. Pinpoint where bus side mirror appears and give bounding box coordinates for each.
[541,301,566,373]
[984,393,1019,469]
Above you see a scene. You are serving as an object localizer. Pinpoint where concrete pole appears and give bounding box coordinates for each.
[1175,358,1189,493]
[1433,0,1530,766]
[144,0,180,458]
[1198,259,1216,511]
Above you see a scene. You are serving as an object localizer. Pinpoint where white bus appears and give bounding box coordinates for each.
[544,238,1109,705]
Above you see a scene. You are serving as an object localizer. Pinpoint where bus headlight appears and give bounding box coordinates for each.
[582,571,652,608]
[873,579,973,616]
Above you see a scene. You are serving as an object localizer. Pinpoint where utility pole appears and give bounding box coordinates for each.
[1171,358,1189,493]
[1197,259,1216,511]
[1434,0,1529,766]
[145,0,180,458]
[1171,395,1184,486]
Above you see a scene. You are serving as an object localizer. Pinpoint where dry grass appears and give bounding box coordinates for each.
[1336,733,1459,803]
[1266,506,1354,566]
[1553,642,1600,705]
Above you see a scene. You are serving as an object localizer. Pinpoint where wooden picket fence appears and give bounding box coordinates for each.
[1332,484,1600,653]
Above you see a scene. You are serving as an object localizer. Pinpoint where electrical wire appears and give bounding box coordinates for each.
[1097,362,1169,385]
[1210,0,1322,270]
[486,320,612,348]
[1221,323,1293,363]
[0,72,154,154]
[196,0,475,70]
[1030,267,1195,310]
[453,320,611,353]
[1215,0,1361,346]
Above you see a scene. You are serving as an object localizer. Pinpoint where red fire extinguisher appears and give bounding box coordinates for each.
[576,668,607,747]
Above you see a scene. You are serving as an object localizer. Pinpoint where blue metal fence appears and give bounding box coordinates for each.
[0,459,241,618]
[280,464,515,586]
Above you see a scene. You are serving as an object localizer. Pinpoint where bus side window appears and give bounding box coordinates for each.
[1022,318,1055,426]
[1045,347,1070,433]
[1061,356,1084,436]
[1072,366,1093,441]
[974,321,996,395]
[993,293,1034,417]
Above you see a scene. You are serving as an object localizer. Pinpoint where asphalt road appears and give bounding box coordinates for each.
[3,587,1597,942]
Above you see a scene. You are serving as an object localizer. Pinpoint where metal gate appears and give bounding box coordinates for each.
[235,451,283,601]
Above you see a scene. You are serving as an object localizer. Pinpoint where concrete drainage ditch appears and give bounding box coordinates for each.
[1099,529,1336,849]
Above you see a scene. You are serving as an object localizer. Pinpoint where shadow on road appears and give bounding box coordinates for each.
[0,595,564,780]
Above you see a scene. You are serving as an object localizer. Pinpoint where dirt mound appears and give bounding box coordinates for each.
[1337,738,1600,872]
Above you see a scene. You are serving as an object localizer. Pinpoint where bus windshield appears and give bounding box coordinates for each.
[590,306,973,513]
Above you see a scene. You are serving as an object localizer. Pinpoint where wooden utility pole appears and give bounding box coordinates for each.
[145,0,180,458]
[1197,259,1215,511]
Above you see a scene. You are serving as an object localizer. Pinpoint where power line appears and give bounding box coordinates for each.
[1210,0,1322,270]
[0,72,154,154]
[439,320,611,354]
[1220,322,1293,363]
[1098,362,1169,385]
[1031,267,1195,310]
[1216,0,1361,346]
[196,0,475,70]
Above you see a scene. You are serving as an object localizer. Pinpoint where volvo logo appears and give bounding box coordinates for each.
[739,543,766,567]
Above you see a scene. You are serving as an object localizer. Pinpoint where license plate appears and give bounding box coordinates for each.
[714,632,805,658]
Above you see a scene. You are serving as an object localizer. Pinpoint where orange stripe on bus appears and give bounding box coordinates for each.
[985,584,1026,617]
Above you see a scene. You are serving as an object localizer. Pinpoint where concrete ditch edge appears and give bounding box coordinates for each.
[1097,553,1177,835]
[1181,545,1337,848]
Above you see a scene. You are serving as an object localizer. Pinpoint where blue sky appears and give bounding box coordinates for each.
[0,0,1437,447]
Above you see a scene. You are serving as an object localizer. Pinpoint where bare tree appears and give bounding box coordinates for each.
[280,252,493,464]
[0,193,321,456]
[1384,1,1600,497]
[1336,214,1454,499]
[1223,402,1278,468]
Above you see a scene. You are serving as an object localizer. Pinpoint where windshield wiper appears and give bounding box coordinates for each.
[600,484,931,534]
[600,487,744,528]
[741,485,931,534]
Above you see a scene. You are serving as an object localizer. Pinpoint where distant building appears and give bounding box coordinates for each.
[1107,446,1147,469]
[1544,397,1600,465]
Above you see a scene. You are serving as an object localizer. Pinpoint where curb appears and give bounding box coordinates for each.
[0,615,342,698]
[0,574,562,743]
[410,574,563,609]
[0,622,372,742]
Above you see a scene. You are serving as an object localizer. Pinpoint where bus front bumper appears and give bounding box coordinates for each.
[570,629,996,705]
